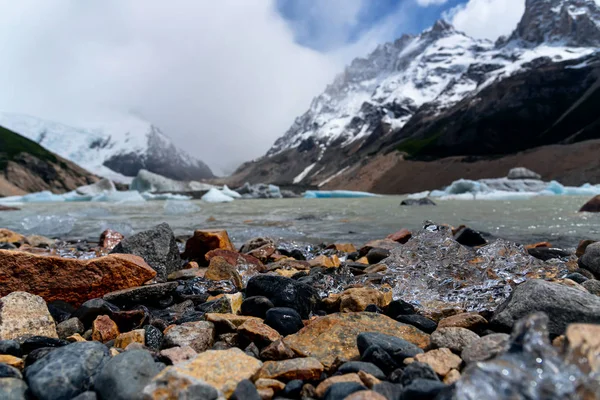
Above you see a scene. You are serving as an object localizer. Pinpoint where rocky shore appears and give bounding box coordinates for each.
[0,221,599,400]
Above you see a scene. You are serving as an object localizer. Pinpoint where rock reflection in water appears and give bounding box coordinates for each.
[383,222,568,312]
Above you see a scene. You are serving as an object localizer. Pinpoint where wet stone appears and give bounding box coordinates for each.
[246,275,321,319]
[386,299,416,317]
[102,282,178,307]
[402,379,448,400]
[241,296,274,319]
[360,345,399,375]
[144,325,163,351]
[323,382,366,400]
[431,327,480,353]
[25,341,110,400]
[337,361,386,380]
[357,332,424,362]
[0,363,22,379]
[56,318,84,340]
[284,313,429,369]
[0,340,22,357]
[395,314,437,334]
[282,379,303,398]
[316,373,363,398]
[460,333,510,364]
[95,350,163,400]
[0,378,28,400]
[163,321,215,353]
[21,337,69,355]
[265,307,304,336]
[230,379,261,400]
[258,357,324,381]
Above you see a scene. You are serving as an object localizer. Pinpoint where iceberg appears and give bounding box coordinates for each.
[304,190,380,199]
[427,178,600,200]
[130,169,216,192]
[201,188,234,203]
[221,185,242,199]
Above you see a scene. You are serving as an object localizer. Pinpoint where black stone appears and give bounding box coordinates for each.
[25,341,110,400]
[395,314,437,334]
[357,332,424,362]
[197,297,232,314]
[453,227,486,247]
[337,361,385,379]
[0,340,21,357]
[110,222,181,281]
[95,350,162,400]
[265,307,304,336]
[323,382,366,400]
[386,300,416,317]
[24,347,55,368]
[400,198,437,206]
[366,248,391,264]
[71,299,120,328]
[102,282,178,307]
[230,379,261,400]
[282,380,304,398]
[365,304,383,313]
[400,379,447,400]
[174,311,206,325]
[527,247,571,261]
[361,345,399,375]
[399,362,439,386]
[0,363,22,379]
[245,343,260,359]
[47,300,76,323]
[290,249,306,261]
[246,275,320,319]
[144,325,163,351]
[111,309,148,332]
[565,272,588,284]
[21,337,69,355]
[241,296,274,319]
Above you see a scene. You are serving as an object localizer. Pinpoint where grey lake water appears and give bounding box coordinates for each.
[2,195,599,248]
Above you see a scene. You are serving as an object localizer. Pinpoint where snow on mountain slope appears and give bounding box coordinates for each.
[266,0,600,161]
[0,112,213,183]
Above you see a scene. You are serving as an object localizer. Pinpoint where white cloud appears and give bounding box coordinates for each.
[446,0,525,40]
[0,0,345,173]
[416,0,449,6]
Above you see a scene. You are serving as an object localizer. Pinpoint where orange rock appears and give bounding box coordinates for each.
[326,243,358,253]
[524,242,551,250]
[0,355,24,370]
[339,287,392,312]
[258,357,324,381]
[0,229,25,244]
[308,255,341,268]
[205,256,243,289]
[205,249,265,271]
[0,250,156,306]
[248,244,277,262]
[386,229,412,244]
[92,315,120,343]
[237,319,281,345]
[284,312,429,369]
[182,230,234,263]
[438,312,488,331]
[99,229,124,251]
[114,329,145,349]
[414,348,462,377]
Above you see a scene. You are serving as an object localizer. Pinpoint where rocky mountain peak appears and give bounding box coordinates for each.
[507,0,600,47]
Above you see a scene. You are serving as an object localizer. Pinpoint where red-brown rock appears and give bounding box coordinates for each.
[182,230,235,263]
[386,229,412,244]
[579,195,600,212]
[99,229,124,251]
[0,250,156,306]
[205,249,265,272]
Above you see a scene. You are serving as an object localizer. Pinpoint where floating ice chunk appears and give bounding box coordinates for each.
[304,190,380,199]
[76,179,116,196]
[221,185,242,199]
[141,192,191,201]
[164,200,201,215]
[16,191,68,202]
[92,191,146,203]
[21,215,76,237]
[201,188,234,203]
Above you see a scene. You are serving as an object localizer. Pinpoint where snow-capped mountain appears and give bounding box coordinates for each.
[232,0,600,188]
[0,113,214,183]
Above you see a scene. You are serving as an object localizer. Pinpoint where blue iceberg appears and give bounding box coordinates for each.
[304,190,380,199]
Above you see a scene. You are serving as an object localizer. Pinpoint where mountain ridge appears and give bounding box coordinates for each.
[0,112,214,183]
[231,0,600,190]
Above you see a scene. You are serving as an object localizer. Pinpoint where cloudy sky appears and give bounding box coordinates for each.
[0,0,528,174]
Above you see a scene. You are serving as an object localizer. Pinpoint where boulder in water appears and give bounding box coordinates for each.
[507,167,541,180]
[400,198,436,206]
[236,183,282,199]
[579,195,600,212]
